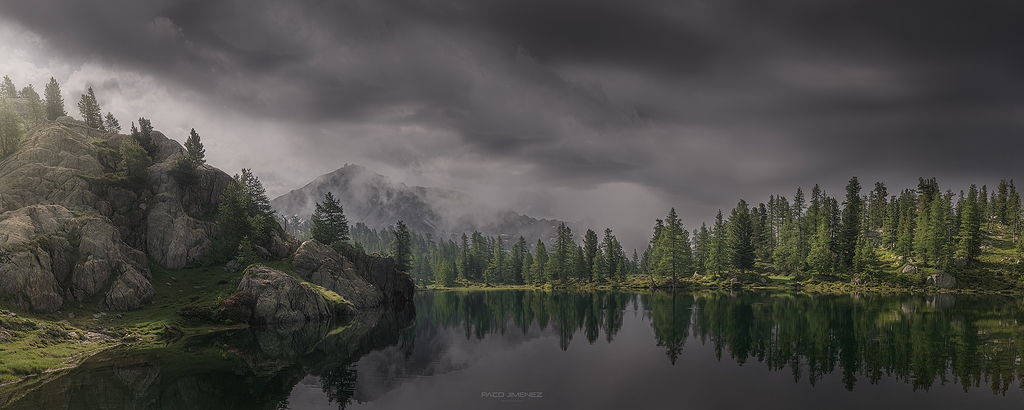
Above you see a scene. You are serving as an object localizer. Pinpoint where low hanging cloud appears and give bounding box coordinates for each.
[1,0,1023,249]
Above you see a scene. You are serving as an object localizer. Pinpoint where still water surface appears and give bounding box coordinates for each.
[6,290,1024,409]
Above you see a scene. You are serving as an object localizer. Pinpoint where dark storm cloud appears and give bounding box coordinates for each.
[3,0,1024,235]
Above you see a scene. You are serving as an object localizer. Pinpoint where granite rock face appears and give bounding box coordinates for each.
[235,265,350,325]
[292,240,382,308]
[0,117,293,312]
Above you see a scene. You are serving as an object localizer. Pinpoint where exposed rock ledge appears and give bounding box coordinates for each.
[230,240,415,324]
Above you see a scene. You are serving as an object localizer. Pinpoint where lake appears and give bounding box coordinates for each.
[5,290,1024,409]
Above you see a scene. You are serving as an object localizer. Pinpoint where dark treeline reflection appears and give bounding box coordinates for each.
[414,290,1024,394]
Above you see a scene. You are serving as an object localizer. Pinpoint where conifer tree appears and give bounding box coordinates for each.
[592,247,608,282]
[695,223,711,273]
[773,212,799,272]
[0,102,23,157]
[103,112,120,133]
[19,85,45,128]
[727,200,755,273]
[928,192,952,268]
[391,221,412,272]
[458,234,470,281]
[807,208,834,274]
[583,229,598,282]
[573,245,587,283]
[708,211,726,277]
[77,87,103,129]
[0,76,15,99]
[895,190,916,261]
[511,236,528,284]
[653,209,692,282]
[531,240,548,285]
[602,228,622,281]
[838,177,863,269]
[43,77,66,120]
[310,192,349,245]
[185,128,206,167]
[997,180,1009,224]
[546,223,574,283]
[955,185,981,262]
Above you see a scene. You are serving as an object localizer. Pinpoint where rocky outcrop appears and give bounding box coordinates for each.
[336,242,415,303]
[0,118,297,312]
[0,204,153,312]
[925,272,956,289]
[293,241,382,308]
[902,265,918,274]
[235,265,352,325]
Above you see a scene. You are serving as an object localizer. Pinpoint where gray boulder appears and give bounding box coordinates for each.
[293,241,382,308]
[236,265,351,324]
[953,257,967,267]
[902,265,918,274]
[925,272,956,289]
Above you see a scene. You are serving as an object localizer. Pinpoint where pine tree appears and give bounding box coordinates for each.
[807,209,834,274]
[1,76,16,99]
[727,200,755,273]
[653,208,692,283]
[391,221,412,272]
[573,244,587,282]
[773,212,799,272]
[310,192,349,245]
[838,177,863,270]
[77,87,103,129]
[997,180,1009,224]
[602,228,621,281]
[895,190,916,261]
[928,192,952,269]
[0,102,23,157]
[458,234,470,281]
[583,229,598,282]
[695,223,711,273]
[531,240,548,285]
[546,222,574,283]
[19,85,45,128]
[592,248,608,282]
[43,77,66,120]
[708,211,726,277]
[955,185,981,262]
[103,112,120,133]
[185,128,206,166]
[868,181,888,229]
[511,236,528,284]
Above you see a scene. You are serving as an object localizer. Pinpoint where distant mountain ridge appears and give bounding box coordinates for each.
[270,164,576,242]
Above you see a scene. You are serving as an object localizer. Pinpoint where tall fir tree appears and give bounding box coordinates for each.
[43,77,66,120]
[531,240,548,285]
[727,200,755,273]
[0,76,15,99]
[583,229,599,282]
[309,192,349,245]
[390,221,412,272]
[77,87,103,129]
[838,177,863,269]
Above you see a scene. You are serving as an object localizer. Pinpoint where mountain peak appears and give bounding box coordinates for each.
[271,164,569,242]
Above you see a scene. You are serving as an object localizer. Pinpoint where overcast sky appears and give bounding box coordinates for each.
[2,0,1022,250]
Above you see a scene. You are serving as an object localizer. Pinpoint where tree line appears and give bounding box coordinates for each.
[305,175,1022,287]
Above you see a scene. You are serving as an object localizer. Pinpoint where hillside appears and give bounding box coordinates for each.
[0,116,295,313]
[271,164,577,242]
